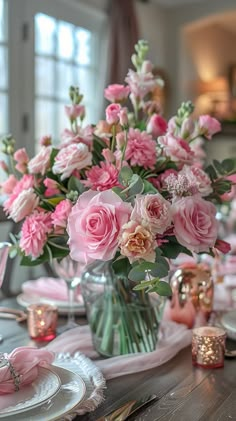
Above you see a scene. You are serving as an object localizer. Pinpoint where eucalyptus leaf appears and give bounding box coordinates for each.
[67,176,86,194]
[129,174,144,195]
[118,167,133,186]
[153,280,172,296]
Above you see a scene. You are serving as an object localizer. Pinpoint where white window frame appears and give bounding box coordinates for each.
[8,0,107,157]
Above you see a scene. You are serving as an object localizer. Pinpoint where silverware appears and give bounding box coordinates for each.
[96,394,157,421]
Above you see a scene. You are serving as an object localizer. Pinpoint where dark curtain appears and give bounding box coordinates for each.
[106,0,139,85]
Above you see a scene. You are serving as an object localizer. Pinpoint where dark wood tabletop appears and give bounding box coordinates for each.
[0,297,236,421]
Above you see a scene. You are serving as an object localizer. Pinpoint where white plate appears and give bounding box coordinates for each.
[0,367,61,418]
[16,293,85,316]
[4,366,86,421]
[221,310,236,340]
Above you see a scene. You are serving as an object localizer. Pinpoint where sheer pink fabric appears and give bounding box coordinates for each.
[22,277,83,303]
[0,347,54,395]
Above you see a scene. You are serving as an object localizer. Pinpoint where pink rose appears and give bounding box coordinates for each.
[105,103,121,125]
[28,146,52,175]
[198,115,221,139]
[52,143,92,180]
[131,194,172,234]
[51,199,72,228]
[158,134,194,165]
[67,190,132,264]
[3,174,35,215]
[172,194,218,253]
[20,211,52,259]
[1,175,18,194]
[8,188,39,222]
[147,114,167,138]
[104,84,130,103]
[119,220,156,264]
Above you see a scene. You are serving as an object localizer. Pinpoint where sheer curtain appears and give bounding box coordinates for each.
[106,0,139,85]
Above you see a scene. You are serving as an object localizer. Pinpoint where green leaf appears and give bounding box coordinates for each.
[152,280,172,296]
[67,176,86,194]
[213,160,224,175]
[221,158,235,173]
[160,236,192,259]
[46,196,65,206]
[143,179,158,194]
[50,148,59,166]
[118,167,133,187]
[112,186,124,198]
[205,164,217,180]
[112,257,131,278]
[129,174,144,195]
[128,260,169,282]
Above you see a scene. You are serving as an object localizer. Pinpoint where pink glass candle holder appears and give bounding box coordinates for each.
[192,326,226,368]
[27,304,58,342]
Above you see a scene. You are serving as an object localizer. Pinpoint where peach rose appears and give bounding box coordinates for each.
[119,220,156,263]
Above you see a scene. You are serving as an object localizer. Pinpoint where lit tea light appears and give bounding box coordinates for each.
[192,326,226,368]
[27,304,58,342]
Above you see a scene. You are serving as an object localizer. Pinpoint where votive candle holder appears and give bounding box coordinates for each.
[27,303,58,342]
[192,326,226,368]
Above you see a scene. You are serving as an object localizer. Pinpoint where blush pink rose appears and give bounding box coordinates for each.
[84,162,119,191]
[158,134,194,165]
[52,143,92,180]
[131,194,172,234]
[198,115,221,139]
[147,114,168,138]
[172,194,218,253]
[1,175,18,194]
[125,128,157,169]
[119,220,156,264]
[20,211,52,259]
[51,199,72,228]
[8,188,39,222]
[28,146,52,175]
[67,190,132,264]
[104,84,130,103]
[105,103,121,125]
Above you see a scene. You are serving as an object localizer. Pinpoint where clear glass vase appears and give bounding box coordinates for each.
[81,260,165,357]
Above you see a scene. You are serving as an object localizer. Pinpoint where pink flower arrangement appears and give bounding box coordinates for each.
[1,39,236,296]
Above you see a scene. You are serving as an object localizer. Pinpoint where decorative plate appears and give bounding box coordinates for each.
[221,310,236,340]
[0,367,61,418]
[16,293,85,316]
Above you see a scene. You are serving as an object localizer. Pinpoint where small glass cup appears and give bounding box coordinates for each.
[192,326,226,368]
[27,304,58,342]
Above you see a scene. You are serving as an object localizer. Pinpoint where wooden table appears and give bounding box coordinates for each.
[0,298,236,421]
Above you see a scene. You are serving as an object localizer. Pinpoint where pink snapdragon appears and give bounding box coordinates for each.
[67,190,132,264]
[105,103,121,125]
[52,143,92,180]
[104,84,130,103]
[28,146,52,175]
[20,211,52,259]
[8,188,39,222]
[13,148,29,173]
[119,220,156,264]
[158,134,194,165]
[147,114,167,138]
[172,194,218,253]
[125,69,157,100]
[198,115,221,139]
[84,162,119,191]
[131,194,172,234]
[125,128,157,169]
[40,135,52,146]
[65,104,85,120]
[51,199,72,228]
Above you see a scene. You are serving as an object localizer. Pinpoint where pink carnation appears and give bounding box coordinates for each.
[20,211,52,259]
[51,199,72,228]
[131,193,172,234]
[158,134,194,165]
[84,162,119,191]
[172,194,218,253]
[119,220,156,264]
[125,128,157,169]
[198,115,221,139]
[52,143,92,180]
[67,190,132,264]
[104,84,130,103]
[147,114,168,138]
[28,146,52,175]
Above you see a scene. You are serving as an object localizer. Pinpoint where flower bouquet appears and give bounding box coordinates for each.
[1,40,236,356]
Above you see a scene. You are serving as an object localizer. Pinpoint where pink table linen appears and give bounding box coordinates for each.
[22,277,83,303]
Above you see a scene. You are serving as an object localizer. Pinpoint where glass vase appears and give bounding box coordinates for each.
[81,260,165,357]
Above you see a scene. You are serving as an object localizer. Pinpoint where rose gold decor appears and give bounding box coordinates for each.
[27,304,58,341]
[192,326,226,368]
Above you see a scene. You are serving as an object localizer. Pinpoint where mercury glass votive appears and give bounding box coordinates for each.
[27,304,58,341]
[192,326,226,368]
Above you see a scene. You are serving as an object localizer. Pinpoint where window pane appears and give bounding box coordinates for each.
[35,13,56,55]
[0,45,7,88]
[35,99,55,142]
[0,93,8,134]
[78,68,94,100]
[75,29,91,65]
[0,0,7,42]
[57,62,76,100]
[55,102,67,143]
[35,57,55,96]
[57,21,74,60]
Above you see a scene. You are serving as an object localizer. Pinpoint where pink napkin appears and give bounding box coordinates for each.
[22,277,83,303]
[0,347,54,395]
